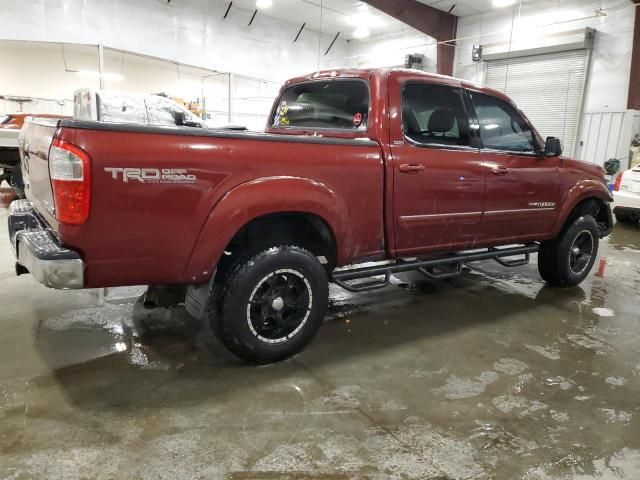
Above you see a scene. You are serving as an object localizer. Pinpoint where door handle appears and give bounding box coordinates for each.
[491,166,509,176]
[399,163,425,174]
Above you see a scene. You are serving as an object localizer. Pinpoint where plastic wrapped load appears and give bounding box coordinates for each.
[73,89,204,127]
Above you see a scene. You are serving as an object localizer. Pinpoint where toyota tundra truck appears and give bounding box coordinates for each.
[9,68,613,363]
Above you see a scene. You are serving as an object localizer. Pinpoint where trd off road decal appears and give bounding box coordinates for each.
[104,167,197,184]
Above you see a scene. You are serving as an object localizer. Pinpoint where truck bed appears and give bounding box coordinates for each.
[20,118,385,287]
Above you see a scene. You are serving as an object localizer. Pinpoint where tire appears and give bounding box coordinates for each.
[538,215,599,287]
[210,245,329,364]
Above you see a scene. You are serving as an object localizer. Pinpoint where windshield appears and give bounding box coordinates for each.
[272,79,369,130]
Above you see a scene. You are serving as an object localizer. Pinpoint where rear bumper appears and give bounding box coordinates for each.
[612,190,640,211]
[614,205,640,216]
[8,199,84,289]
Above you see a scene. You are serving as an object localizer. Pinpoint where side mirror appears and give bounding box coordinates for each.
[544,136,563,157]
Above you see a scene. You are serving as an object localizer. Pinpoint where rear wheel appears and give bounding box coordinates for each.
[538,215,599,287]
[210,245,328,364]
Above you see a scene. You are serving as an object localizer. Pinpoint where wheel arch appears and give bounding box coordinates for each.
[552,182,613,238]
[183,176,349,283]
[223,211,339,269]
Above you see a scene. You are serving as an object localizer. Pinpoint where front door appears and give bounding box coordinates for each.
[391,78,485,257]
[468,90,560,243]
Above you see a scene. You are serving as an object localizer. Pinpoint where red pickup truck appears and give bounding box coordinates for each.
[11,68,613,363]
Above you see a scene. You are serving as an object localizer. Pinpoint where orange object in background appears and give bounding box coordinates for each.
[1,113,67,129]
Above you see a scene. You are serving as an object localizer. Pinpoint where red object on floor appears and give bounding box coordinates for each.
[595,257,607,277]
[0,188,17,208]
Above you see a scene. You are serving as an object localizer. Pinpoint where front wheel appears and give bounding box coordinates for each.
[210,245,329,364]
[538,215,599,287]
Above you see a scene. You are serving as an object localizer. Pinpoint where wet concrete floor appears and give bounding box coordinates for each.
[1,209,640,479]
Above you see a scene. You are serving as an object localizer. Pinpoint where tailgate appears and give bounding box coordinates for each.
[19,118,60,228]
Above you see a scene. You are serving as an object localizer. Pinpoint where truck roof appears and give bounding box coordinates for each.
[284,67,512,104]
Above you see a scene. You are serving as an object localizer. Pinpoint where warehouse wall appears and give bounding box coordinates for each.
[454,0,635,113]
[0,41,281,130]
[340,28,438,71]
[0,0,348,82]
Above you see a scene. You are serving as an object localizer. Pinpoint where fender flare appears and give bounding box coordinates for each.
[551,179,613,237]
[183,176,351,282]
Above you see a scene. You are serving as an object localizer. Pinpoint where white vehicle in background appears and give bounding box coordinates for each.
[613,167,640,225]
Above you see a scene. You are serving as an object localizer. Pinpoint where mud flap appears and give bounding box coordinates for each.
[185,270,216,320]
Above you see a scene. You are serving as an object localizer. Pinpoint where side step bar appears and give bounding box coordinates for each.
[332,243,538,293]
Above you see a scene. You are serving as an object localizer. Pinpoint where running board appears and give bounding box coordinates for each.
[331,244,538,292]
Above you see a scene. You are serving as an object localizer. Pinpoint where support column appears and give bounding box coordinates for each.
[628,2,640,109]
[98,43,105,90]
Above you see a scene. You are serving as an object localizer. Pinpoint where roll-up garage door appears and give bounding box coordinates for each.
[484,49,590,157]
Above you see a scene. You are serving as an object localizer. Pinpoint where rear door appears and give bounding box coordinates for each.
[390,75,485,256]
[468,90,560,243]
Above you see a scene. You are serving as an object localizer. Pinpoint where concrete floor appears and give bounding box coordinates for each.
[1,210,640,480]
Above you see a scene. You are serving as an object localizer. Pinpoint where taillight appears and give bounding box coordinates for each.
[613,172,623,192]
[49,138,91,225]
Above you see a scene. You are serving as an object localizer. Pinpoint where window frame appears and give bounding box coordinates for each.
[269,78,371,133]
[465,89,542,157]
[400,81,479,152]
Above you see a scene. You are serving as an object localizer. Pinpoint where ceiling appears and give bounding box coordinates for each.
[226,0,420,39]
[221,0,552,42]
[206,0,569,41]
[418,0,533,16]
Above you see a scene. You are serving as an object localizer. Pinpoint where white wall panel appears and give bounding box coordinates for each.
[454,0,635,114]
[0,41,281,130]
[0,0,349,81]
[577,110,640,168]
[340,28,438,70]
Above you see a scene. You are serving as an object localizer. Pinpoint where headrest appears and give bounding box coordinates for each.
[403,109,422,135]
[428,108,455,133]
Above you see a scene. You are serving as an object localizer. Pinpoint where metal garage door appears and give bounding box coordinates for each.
[484,49,590,157]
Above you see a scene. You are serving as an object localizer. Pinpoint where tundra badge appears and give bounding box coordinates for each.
[529,202,556,208]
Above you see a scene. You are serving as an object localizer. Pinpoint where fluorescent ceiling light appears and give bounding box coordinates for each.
[76,70,124,81]
[256,0,272,8]
[492,0,517,7]
[353,27,370,39]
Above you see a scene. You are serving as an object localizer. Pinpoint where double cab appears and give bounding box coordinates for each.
[10,68,613,363]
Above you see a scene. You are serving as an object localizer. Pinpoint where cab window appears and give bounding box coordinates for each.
[272,79,369,130]
[401,83,470,147]
[470,92,536,153]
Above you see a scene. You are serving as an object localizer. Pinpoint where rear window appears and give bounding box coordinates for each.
[272,79,369,130]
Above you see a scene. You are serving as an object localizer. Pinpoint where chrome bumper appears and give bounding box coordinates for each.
[8,200,84,289]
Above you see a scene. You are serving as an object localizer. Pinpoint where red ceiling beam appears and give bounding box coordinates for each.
[361,0,458,76]
[629,2,640,109]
